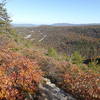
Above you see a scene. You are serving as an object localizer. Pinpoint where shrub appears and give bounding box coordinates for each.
[47,48,58,58]
[88,60,100,73]
[10,47,20,52]
[62,69,100,100]
[0,50,43,100]
[88,60,98,68]
[71,51,84,65]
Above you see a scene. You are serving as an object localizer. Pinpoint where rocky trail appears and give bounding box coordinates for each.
[37,78,76,100]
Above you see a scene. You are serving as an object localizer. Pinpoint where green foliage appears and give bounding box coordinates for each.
[63,54,71,62]
[88,60,100,73]
[88,60,98,68]
[0,0,11,33]
[47,48,58,58]
[61,53,69,61]
[71,51,84,65]
[10,47,20,52]
[9,29,33,49]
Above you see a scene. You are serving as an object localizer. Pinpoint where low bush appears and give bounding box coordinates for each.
[61,65,100,100]
[88,61,100,73]
[47,48,58,58]
[0,50,43,100]
[70,51,84,65]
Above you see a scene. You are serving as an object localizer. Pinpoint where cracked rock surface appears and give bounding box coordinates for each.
[37,78,76,100]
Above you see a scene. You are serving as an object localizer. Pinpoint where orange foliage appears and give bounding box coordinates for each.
[0,49,43,100]
[62,65,100,100]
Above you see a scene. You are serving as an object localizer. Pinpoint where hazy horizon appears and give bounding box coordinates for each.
[12,22,100,25]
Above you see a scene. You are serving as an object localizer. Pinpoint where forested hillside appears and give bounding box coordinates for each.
[15,25,100,58]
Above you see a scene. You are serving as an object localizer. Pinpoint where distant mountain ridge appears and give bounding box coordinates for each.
[51,23,100,26]
[51,23,76,26]
[12,24,36,27]
[12,23,100,27]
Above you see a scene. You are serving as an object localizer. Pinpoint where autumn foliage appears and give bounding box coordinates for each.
[22,49,100,100]
[0,49,42,100]
[61,65,100,100]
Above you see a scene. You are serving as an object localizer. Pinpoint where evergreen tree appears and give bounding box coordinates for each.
[0,0,11,33]
[71,51,84,65]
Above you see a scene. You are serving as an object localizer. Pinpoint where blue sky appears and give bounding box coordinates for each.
[6,0,100,24]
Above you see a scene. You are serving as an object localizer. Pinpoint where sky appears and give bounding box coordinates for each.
[6,0,100,24]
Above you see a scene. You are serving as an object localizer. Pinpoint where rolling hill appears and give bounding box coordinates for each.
[15,25,100,58]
